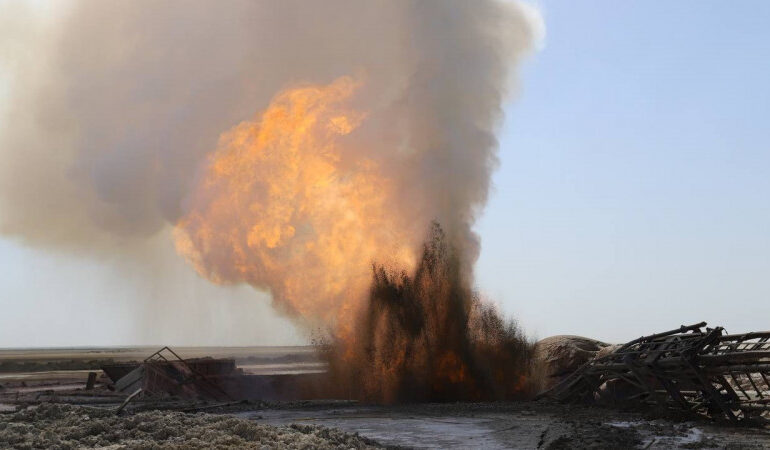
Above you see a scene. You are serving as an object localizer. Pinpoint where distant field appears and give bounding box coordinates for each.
[0,346,320,374]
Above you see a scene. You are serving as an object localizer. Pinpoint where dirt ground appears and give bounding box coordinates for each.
[2,348,770,449]
[2,400,770,449]
[0,403,383,449]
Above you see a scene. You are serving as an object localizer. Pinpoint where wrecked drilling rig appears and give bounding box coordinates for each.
[541,322,770,423]
[102,347,327,405]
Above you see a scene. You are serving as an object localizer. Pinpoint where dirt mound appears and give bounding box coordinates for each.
[534,335,615,388]
[0,404,383,449]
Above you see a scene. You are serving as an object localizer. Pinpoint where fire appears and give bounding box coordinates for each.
[174,76,414,330]
[175,77,535,404]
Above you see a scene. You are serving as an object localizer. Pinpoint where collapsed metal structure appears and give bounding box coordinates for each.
[110,347,234,401]
[103,346,329,404]
[542,322,770,422]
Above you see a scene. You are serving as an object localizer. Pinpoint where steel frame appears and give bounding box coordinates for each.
[542,322,770,422]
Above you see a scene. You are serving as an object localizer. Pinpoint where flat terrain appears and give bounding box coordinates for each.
[2,347,769,449]
[237,401,770,449]
[0,346,317,367]
[0,403,381,449]
[3,400,769,449]
[0,346,321,381]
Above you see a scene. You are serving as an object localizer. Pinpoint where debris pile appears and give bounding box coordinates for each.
[541,322,770,423]
[107,347,234,401]
[103,347,327,404]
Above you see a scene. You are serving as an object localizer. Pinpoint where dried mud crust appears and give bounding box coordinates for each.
[0,404,385,449]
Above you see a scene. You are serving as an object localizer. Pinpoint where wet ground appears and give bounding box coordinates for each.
[3,347,770,448]
[3,385,770,448]
[242,403,552,448]
[236,401,770,449]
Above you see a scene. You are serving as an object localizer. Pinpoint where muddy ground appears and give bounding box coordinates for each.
[2,348,770,449]
[236,401,770,449]
[2,399,770,449]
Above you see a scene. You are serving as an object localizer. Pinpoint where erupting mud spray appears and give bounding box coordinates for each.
[327,224,533,402]
[0,0,542,402]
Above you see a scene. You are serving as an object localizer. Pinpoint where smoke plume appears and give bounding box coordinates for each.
[0,1,540,342]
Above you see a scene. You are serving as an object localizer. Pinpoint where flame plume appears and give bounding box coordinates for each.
[175,77,535,402]
[174,73,539,402]
[0,0,542,388]
[174,77,415,329]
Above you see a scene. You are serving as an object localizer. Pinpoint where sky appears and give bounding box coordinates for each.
[477,1,770,340]
[1,1,768,346]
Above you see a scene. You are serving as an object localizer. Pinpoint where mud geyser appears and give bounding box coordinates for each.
[325,223,534,403]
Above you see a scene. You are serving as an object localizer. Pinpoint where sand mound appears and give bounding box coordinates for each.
[0,404,383,449]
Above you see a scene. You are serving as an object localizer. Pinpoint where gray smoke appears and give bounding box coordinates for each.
[0,1,541,322]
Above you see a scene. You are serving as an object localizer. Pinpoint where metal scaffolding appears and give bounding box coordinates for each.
[541,322,770,422]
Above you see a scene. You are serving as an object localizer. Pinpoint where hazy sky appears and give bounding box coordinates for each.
[1,1,768,347]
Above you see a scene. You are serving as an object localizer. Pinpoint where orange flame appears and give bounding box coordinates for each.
[175,77,535,403]
[174,76,414,330]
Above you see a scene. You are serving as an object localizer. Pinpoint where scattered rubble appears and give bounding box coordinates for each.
[104,347,328,406]
[110,347,234,402]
